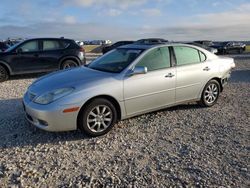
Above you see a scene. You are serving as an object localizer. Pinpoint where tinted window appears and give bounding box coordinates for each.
[174,46,201,66]
[88,48,143,73]
[19,41,39,52]
[43,40,61,50]
[136,47,170,71]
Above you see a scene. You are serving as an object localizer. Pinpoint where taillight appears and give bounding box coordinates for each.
[80,47,85,53]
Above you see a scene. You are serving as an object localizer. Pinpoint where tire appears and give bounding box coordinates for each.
[0,65,9,82]
[78,98,117,137]
[200,80,220,107]
[61,60,78,70]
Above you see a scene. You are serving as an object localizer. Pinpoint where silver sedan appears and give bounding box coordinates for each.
[23,43,235,136]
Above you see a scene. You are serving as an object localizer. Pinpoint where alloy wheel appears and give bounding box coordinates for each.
[62,61,78,69]
[204,83,219,104]
[87,105,113,133]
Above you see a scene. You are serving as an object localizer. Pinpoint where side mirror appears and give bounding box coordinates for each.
[16,48,22,53]
[129,66,147,76]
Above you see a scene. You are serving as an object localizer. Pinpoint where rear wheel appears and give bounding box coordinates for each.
[0,65,9,82]
[78,98,117,137]
[61,60,78,70]
[200,80,220,107]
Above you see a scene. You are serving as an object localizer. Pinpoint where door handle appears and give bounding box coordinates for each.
[165,73,175,78]
[203,67,210,71]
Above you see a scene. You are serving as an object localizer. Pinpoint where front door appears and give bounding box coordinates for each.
[11,40,42,73]
[124,47,176,116]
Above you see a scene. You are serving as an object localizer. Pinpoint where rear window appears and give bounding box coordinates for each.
[174,46,201,66]
[42,40,70,50]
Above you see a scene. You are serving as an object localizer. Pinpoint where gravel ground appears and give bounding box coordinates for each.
[0,57,249,187]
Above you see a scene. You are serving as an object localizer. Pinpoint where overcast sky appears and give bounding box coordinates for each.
[0,0,250,41]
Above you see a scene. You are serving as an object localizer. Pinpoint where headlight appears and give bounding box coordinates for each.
[34,87,74,105]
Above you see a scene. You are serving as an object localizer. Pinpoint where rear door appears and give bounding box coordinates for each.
[38,39,66,70]
[173,46,212,103]
[124,47,176,116]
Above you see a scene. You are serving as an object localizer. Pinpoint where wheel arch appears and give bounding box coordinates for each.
[0,61,12,75]
[210,77,223,92]
[199,77,223,99]
[59,56,81,69]
[77,95,122,129]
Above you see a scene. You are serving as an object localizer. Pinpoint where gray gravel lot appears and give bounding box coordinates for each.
[0,57,249,187]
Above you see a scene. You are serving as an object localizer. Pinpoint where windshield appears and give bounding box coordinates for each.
[88,48,143,73]
[5,41,22,52]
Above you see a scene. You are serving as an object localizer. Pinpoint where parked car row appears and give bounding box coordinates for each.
[194,40,246,54]
[0,38,86,82]
[102,39,247,55]
[102,38,169,54]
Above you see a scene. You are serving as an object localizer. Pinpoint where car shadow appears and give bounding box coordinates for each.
[0,98,90,149]
[231,70,250,83]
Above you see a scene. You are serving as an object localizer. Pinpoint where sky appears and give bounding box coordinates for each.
[0,0,250,41]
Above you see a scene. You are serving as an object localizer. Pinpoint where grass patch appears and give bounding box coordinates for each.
[83,45,102,53]
[245,45,250,52]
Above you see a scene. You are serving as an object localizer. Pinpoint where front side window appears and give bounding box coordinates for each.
[88,48,143,73]
[136,47,170,71]
[43,40,61,50]
[18,41,39,52]
[174,46,201,66]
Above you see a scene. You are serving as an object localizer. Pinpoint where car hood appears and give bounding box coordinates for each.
[28,67,117,95]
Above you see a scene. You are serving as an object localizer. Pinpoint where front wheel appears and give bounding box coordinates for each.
[78,98,117,137]
[0,65,9,82]
[200,80,220,107]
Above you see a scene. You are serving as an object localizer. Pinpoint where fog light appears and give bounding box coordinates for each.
[38,119,48,126]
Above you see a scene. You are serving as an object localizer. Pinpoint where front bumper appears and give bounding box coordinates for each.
[23,92,79,132]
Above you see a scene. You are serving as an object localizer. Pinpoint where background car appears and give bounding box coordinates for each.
[186,42,218,54]
[0,42,10,52]
[134,38,168,45]
[0,38,86,82]
[102,41,134,54]
[23,43,235,137]
[211,41,246,54]
[194,40,214,47]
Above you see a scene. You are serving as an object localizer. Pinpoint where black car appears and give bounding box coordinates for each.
[0,38,86,82]
[0,42,10,52]
[134,38,168,45]
[194,40,214,47]
[102,41,134,54]
[211,41,246,54]
[186,42,218,54]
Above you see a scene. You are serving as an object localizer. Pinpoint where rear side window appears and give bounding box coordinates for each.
[43,40,61,50]
[136,47,170,71]
[19,41,39,52]
[174,46,201,66]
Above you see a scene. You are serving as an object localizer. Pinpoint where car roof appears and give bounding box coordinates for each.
[23,38,74,42]
[118,44,160,50]
[118,43,195,50]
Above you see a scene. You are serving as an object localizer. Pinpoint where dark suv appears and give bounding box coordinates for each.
[0,38,86,82]
[0,42,10,52]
